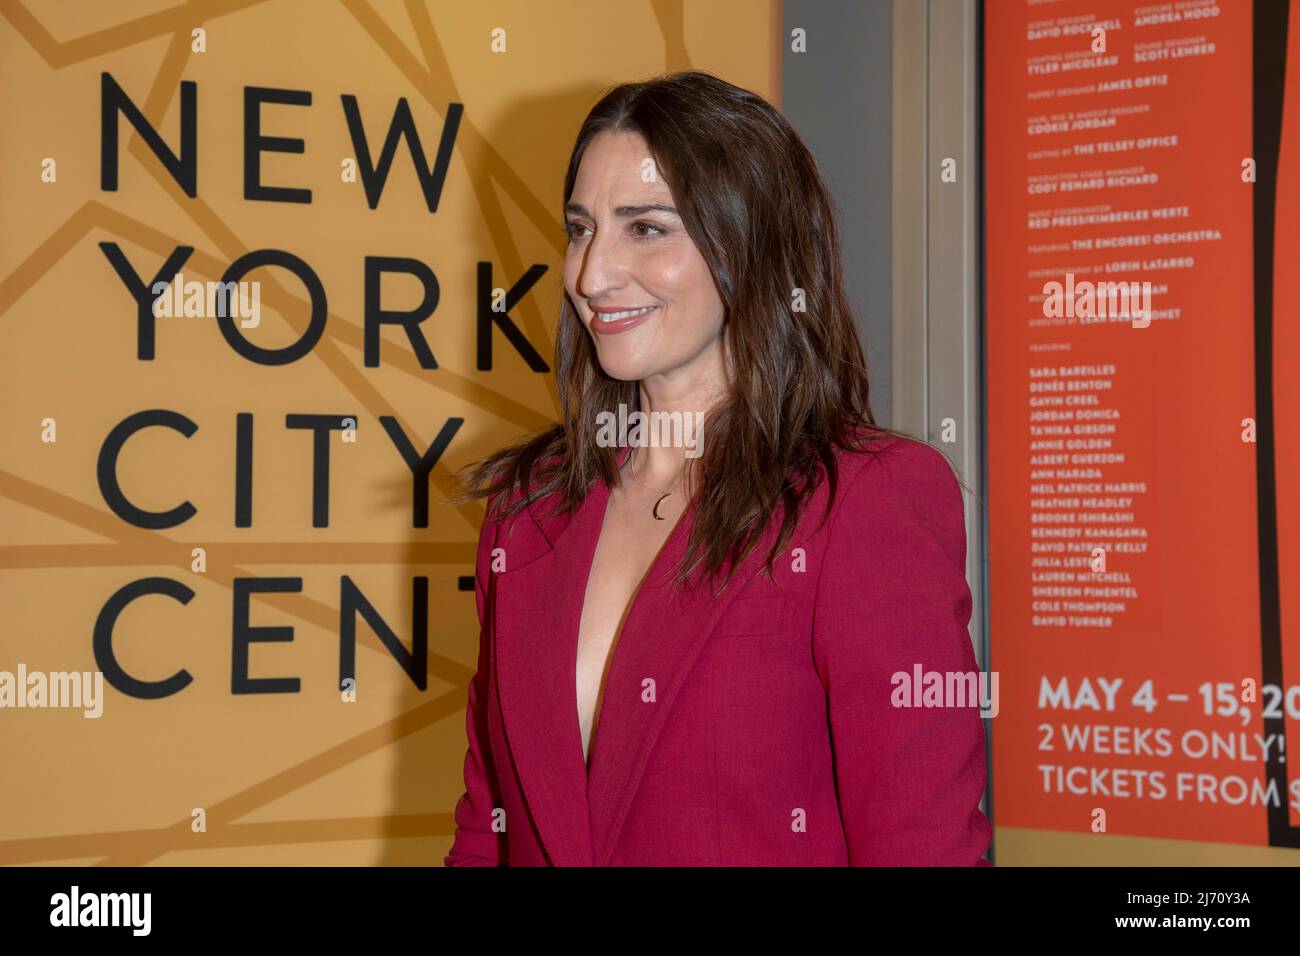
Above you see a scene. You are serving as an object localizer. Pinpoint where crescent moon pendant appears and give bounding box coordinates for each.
[652,492,670,520]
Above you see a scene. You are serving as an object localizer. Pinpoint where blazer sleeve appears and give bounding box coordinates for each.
[811,440,993,866]
[444,509,509,866]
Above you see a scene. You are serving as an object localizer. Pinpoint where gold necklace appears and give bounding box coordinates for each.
[628,451,686,521]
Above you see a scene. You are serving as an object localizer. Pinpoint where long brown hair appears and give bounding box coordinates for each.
[453,70,925,594]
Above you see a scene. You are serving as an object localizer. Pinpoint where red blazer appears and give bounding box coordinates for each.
[446,433,992,866]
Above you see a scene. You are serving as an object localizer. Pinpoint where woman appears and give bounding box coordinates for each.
[445,71,992,866]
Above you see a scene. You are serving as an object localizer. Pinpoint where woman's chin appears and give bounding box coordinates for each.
[594,353,659,383]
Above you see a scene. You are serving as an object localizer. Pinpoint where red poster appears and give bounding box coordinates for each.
[985,0,1300,849]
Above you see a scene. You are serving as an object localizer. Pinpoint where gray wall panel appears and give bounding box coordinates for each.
[782,0,894,427]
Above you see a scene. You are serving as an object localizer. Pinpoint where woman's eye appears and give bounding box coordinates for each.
[565,221,590,240]
[632,221,664,238]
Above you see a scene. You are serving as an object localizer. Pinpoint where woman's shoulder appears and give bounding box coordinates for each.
[828,426,964,520]
[475,451,574,550]
[834,425,957,479]
[816,427,968,568]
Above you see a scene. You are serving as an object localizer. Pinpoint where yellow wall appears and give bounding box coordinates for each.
[0,0,779,866]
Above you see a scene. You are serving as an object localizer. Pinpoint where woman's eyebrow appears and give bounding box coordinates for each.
[614,203,679,217]
[563,202,679,218]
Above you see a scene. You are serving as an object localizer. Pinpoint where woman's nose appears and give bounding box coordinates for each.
[576,227,625,302]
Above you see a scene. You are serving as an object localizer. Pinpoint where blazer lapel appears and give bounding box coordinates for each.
[584,489,787,866]
[494,474,606,867]
[495,448,788,867]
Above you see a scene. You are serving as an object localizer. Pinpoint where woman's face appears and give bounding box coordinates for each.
[563,130,726,389]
